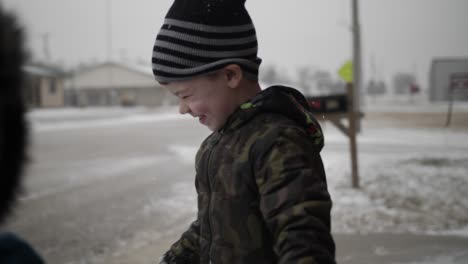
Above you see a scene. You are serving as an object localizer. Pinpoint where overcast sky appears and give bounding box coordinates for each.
[2,0,467,88]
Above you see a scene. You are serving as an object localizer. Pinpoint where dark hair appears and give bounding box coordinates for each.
[0,4,27,224]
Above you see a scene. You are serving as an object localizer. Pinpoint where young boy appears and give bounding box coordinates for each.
[152,0,335,263]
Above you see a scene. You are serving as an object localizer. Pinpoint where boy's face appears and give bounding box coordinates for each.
[164,72,238,131]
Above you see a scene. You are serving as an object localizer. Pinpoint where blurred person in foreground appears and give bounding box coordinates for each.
[0,4,44,264]
[152,0,335,263]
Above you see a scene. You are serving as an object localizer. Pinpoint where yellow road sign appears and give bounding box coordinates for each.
[338,60,353,83]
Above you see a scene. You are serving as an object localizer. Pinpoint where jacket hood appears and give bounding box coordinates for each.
[223,85,324,151]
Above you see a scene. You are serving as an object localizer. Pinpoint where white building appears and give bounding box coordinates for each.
[22,64,65,108]
[429,58,468,101]
[66,62,175,107]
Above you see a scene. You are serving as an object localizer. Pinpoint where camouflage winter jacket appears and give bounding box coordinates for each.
[161,86,336,264]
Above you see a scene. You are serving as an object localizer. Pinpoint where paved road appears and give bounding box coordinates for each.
[5,117,208,263]
[2,114,468,263]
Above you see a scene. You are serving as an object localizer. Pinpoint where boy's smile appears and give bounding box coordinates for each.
[164,71,240,132]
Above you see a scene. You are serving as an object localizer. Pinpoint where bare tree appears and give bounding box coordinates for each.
[367,79,387,102]
[296,66,315,95]
[393,73,416,94]
[260,65,278,85]
[260,64,291,86]
[312,70,333,94]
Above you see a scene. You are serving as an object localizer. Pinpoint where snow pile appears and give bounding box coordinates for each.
[329,153,468,236]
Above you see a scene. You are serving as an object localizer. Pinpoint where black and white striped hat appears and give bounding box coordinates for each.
[152,0,262,83]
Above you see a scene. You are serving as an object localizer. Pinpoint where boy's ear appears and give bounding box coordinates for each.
[224,64,243,89]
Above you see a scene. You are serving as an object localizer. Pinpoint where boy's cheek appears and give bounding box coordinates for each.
[190,102,208,114]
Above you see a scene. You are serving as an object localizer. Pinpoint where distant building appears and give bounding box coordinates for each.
[429,58,468,101]
[22,64,66,108]
[65,62,175,107]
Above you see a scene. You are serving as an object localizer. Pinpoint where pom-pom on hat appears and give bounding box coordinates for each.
[152,0,261,83]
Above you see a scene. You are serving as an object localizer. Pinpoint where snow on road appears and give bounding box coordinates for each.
[21,155,169,201]
[28,106,188,132]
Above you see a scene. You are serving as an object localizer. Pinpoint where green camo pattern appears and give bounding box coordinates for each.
[160,86,335,264]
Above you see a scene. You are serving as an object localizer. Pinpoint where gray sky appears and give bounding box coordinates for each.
[2,0,468,88]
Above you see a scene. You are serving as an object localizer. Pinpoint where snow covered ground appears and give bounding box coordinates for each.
[26,106,468,239]
[362,96,468,113]
[325,142,468,236]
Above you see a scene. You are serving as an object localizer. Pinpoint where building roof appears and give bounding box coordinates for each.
[67,61,158,89]
[431,57,468,65]
[22,64,65,77]
[72,61,154,79]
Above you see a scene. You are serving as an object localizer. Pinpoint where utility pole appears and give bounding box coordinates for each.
[105,0,114,105]
[351,0,362,132]
[106,0,112,63]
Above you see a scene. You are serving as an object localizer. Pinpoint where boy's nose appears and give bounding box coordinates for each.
[179,101,191,115]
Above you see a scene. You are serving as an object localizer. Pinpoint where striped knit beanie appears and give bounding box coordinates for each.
[152,0,261,83]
